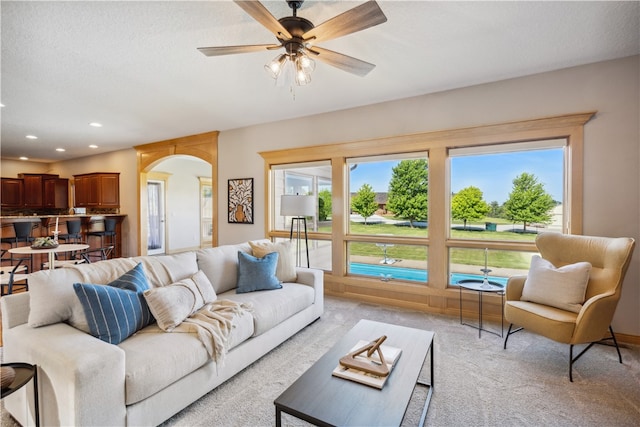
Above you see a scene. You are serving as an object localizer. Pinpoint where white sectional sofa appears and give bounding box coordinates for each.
[1,240,323,426]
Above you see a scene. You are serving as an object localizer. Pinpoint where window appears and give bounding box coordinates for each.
[448,247,533,286]
[271,162,332,268]
[348,242,428,283]
[450,140,565,242]
[347,154,428,237]
[199,177,213,246]
[272,162,331,232]
[345,154,429,282]
[448,139,565,284]
[261,112,591,299]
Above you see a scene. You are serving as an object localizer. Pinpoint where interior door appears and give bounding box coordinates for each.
[147,180,166,255]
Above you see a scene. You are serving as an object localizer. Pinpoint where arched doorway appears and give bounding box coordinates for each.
[135,131,218,256]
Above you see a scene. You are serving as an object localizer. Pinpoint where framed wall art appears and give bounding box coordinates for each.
[228,178,254,224]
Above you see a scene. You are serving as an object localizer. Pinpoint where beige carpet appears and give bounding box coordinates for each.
[3,296,640,426]
[161,296,639,426]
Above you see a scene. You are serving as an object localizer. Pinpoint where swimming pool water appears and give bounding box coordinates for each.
[349,262,508,286]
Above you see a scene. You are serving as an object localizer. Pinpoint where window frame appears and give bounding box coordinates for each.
[260,112,594,291]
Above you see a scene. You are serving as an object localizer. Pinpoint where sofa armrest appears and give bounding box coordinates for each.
[1,292,30,329]
[3,322,126,426]
[505,275,527,301]
[295,267,324,312]
[295,267,322,286]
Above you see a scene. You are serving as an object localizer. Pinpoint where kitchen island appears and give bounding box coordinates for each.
[1,215,126,272]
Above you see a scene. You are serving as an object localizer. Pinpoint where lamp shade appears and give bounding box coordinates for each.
[281,195,315,217]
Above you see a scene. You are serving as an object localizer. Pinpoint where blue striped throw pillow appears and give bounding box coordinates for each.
[73,263,155,344]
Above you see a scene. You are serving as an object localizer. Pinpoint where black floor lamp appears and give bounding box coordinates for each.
[281,195,315,268]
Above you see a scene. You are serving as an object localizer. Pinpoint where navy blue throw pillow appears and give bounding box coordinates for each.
[73,263,155,344]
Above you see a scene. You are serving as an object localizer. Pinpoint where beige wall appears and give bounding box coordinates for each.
[2,55,638,334]
[218,55,639,335]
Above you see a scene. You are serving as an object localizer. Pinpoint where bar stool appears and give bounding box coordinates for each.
[55,219,83,244]
[0,258,30,296]
[1,221,37,271]
[88,218,117,259]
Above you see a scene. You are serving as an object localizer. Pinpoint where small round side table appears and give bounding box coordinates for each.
[458,279,505,338]
[1,363,39,426]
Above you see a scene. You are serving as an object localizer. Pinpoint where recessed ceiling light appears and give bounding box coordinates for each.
[89,144,99,149]
[89,122,103,127]
[56,148,66,152]
[26,135,38,140]
[0,103,5,107]
[19,156,29,161]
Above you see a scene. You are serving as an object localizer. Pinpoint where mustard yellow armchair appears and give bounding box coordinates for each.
[503,233,635,381]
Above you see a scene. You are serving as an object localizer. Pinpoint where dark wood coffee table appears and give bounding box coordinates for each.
[274,319,434,427]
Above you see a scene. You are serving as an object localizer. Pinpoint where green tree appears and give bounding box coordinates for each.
[488,201,504,218]
[351,184,378,224]
[318,189,332,221]
[451,186,490,229]
[503,172,555,231]
[387,159,428,227]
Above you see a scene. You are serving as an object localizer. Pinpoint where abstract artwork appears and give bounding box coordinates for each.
[228,178,253,224]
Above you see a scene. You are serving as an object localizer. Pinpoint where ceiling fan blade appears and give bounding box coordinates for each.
[234,0,292,40]
[198,44,280,57]
[308,46,376,77]
[303,0,387,44]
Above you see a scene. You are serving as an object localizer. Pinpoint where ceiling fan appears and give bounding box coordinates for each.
[198,0,387,85]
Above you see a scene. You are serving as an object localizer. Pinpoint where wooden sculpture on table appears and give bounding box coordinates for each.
[339,335,389,377]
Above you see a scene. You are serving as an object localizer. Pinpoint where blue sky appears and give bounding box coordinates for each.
[349,149,563,204]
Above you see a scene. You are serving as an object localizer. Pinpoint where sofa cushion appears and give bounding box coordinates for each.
[222,283,314,336]
[132,251,199,288]
[119,309,254,405]
[196,242,253,294]
[236,251,282,293]
[28,257,138,330]
[521,255,592,313]
[249,240,297,282]
[144,270,217,331]
[73,263,155,344]
[118,323,210,405]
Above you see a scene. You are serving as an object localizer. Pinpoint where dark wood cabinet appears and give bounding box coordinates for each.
[1,178,24,207]
[18,174,62,208]
[21,174,44,207]
[73,173,120,208]
[44,178,69,208]
[74,175,90,207]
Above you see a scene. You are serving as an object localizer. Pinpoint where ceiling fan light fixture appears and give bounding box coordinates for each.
[294,54,312,86]
[298,51,315,73]
[264,53,288,79]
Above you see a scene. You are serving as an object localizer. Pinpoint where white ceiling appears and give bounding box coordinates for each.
[1,1,638,163]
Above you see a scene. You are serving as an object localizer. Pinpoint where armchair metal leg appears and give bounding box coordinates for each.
[570,345,574,382]
[503,323,523,349]
[569,326,622,382]
[609,326,623,364]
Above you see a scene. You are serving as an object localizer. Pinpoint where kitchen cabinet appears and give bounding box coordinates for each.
[74,173,120,208]
[1,178,24,208]
[18,174,60,208]
[44,178,69,209]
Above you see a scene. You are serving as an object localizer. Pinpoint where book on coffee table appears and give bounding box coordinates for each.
[332,340,402,389]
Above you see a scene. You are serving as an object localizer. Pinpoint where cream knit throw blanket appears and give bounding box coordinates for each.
[175,299,253,364]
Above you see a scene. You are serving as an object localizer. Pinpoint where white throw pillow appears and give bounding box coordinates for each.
[144,270,217,331]
[249,240,297,282]
[521,255,591,313]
